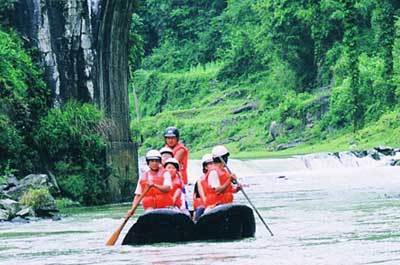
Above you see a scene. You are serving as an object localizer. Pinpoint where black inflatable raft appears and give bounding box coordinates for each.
[121,204,255,245]
[122,208,195,245]
[195,204,256,240]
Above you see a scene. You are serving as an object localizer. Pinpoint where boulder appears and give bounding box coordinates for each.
[390,160,400,166]
[374,146,395,156]
[1,175,19,191]
[16,207,34,218]
[35,205,59,218]
[52,215,62,221]
[5,174,55,200]
[11,216,29,223]
[276,139,303,151]
[367,149,380,160]
[0,209,9,221]
[232,102,258,114]
[0,199,20,216]
[350,150,368,158]
[269,121,280,140]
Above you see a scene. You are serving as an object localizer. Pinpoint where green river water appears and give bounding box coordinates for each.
[1,158,400,265]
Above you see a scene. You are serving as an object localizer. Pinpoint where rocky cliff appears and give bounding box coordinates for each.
[13,0,137,202]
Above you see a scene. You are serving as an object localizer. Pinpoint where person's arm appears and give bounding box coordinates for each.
[208,170,231,194]
[152,171,172,193]
[214,178,232,194]
[172,188,182,204]
[126,194,141,218]
[174,149,185,164]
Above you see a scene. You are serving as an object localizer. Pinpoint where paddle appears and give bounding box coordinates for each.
[106,185,151,246]
[218,157,274,236]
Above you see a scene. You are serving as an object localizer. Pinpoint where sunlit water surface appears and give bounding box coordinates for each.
[1,155,400,265]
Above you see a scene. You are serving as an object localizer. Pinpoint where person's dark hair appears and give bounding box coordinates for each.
[213,153,229,163]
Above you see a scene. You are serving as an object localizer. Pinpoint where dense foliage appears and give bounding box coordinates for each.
[130,0,400,154]
[0,27,110,205]
[20,188,54,209]
[0,29,51,176]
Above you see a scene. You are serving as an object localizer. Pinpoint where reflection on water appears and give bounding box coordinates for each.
[1,157,400,265]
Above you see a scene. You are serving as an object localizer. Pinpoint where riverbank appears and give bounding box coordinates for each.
[190,115,400,160]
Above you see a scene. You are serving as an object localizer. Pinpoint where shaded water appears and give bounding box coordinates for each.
[1,156,400,265]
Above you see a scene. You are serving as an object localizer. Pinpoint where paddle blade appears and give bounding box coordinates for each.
[106,229,122,246]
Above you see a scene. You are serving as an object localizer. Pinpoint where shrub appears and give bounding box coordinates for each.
[0,29,51,175]
[55,198,81,209]
[34,101,108,205]
[20,188,54,210]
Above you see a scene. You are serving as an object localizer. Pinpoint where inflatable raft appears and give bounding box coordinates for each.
[122,204,255,245]
[122,208,194,245]
[195,204,256,240]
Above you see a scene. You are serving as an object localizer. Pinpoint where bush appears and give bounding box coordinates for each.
[34,101,109,205]
[0,29,51,175]
[323,78,353,128]
[20,188,54,210]
[55,198,81,209]
[0,114,24,174]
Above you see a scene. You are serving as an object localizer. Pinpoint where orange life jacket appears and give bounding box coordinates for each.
[202,165,234,208]
[169,173,183,208]
[140,169,173,210]
[169,142,189,184]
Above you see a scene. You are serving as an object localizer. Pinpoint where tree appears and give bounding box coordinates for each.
[342,0,362,130]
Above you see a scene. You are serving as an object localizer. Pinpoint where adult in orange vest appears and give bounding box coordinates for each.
[126,150,173,217]
[164,158,184,208]
[164,127,189,185]
[193,153,213,221]
[201,145,241,210]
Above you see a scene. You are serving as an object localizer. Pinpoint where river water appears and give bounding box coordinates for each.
[1,154,400,265]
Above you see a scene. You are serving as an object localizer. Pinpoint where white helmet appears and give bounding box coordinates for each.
[212,145,229,158]
[164,157,180,170]
[146,150,162,161]
[160,147,174,156]
[201,154,213,165]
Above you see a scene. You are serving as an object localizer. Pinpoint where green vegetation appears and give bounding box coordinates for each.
[130,0,400,156]
[0,25,110,205]
[55,198,81,209]
[20,188,53,210]
[0,28,51,175]
[34,101,110,205]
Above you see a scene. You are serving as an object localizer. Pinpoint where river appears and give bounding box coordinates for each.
[1,153,400,265]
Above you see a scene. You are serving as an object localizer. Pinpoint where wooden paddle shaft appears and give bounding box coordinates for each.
[106,186,151,246]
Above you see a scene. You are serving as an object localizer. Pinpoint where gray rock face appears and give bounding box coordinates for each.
[13,0,138,202]
[14,0,99,104]
[16,207,34,218]
[0,209,9,221]
[269,121,281,140]
[4,174,54,200]
[374,146,395,156]
[0,199,20,216]
[11,216,30,223]
[232,102,258,114]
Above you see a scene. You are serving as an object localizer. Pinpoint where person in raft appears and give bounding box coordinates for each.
[201,145,241,211]
[160,146,174,165]
[126,150,173,217]
[163,158,184,209]
[192,153,213,221]
[164,127,189,185]
[164,126,190,211]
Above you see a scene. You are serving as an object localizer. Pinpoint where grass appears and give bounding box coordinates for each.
[130,64,400,160]
[190,111,400,159]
